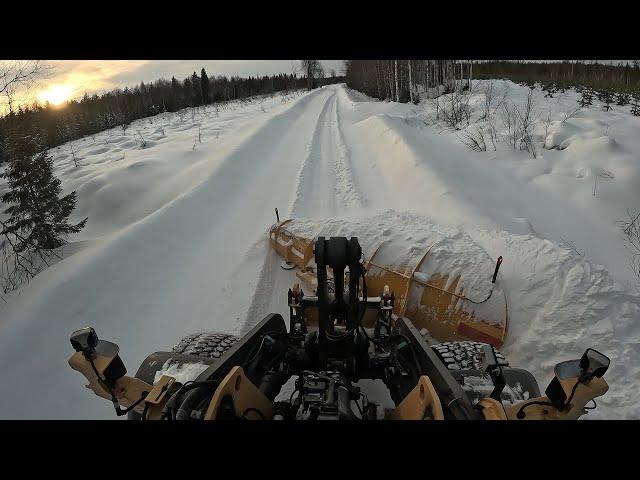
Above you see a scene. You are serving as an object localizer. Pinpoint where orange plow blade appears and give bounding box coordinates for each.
[269,217,508,347]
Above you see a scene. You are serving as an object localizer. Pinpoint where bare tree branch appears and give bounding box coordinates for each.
[0,60,47,113]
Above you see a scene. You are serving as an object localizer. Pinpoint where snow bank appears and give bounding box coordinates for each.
[471,229,640,419]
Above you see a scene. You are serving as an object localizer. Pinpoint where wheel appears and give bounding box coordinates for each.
[171,332,240,359]
[128,332,240,420]
[431,341,535,407]
[431,341,509,371]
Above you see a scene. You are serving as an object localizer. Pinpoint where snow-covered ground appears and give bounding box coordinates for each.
[0,82,638,419]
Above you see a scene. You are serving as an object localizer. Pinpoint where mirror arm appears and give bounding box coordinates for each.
[506,376,609,420]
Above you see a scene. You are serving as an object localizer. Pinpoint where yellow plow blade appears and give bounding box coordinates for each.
[269,219,508,348]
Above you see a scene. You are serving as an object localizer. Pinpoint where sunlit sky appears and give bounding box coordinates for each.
[9,60,346,110]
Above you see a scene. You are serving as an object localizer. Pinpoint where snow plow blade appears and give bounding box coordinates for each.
[269,218,508,347]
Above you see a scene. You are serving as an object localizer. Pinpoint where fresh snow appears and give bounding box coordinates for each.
[153,360,209,385]
[0,82,639,419]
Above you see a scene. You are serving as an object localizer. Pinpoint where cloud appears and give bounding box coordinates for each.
[43,60,150,94]
[2,60,344,112]
[33,60,340,95]
[108,60,302,86]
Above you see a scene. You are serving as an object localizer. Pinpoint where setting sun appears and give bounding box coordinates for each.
[38,84,73,106]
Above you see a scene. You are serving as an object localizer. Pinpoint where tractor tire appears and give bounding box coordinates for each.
[431,341,509,371]
[171,332,240,359]
[128,332,239,420]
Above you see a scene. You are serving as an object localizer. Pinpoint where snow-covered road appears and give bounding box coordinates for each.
[0,83,638,419]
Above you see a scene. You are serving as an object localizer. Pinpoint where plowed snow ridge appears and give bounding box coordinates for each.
[0,83,638,419]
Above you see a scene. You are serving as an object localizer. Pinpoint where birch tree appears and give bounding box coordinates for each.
[394,60,399,102]
[301,60,323,91]
[408,60,414,103]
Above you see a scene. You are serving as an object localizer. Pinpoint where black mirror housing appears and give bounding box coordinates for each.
[70,327,99,356]
[546,348,610,409]
[579,348,610,380]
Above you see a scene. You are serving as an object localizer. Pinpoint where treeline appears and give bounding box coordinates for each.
[346,60,640,104]
[345,60,471,103]
[473,60,640,93]
[0,69,344,163]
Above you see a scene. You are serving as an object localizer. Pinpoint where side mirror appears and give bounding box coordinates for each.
[69,327,127,383]
[545,347,610,409]
[70,327,99,357]
[579,348,610,381]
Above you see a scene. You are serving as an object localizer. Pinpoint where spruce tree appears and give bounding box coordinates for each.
[600,89,613,111]
[1,131,87,251]
[170,76,180,111]
[200,68,210,105]
[579,89,593,107]
[616,92,630,106]
[191,72,201,106]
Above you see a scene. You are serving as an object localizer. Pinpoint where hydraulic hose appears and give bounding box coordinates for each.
[175,384,215,420]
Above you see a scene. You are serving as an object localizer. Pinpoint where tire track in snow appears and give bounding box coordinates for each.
[288,89,336,217]
[331,88,365,210]
[288,86,365,217]
[242,89,337,332]
[243,87,365,333]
